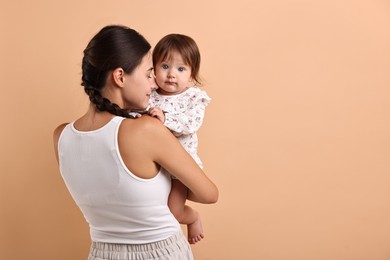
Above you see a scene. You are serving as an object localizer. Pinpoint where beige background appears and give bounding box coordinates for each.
[1,0,390,259]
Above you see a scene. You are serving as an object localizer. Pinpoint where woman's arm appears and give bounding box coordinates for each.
[132,117,218,204]
[118,116,218,204]
[154,124,218,203]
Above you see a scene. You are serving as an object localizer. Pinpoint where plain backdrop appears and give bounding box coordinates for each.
[1,0,390,259]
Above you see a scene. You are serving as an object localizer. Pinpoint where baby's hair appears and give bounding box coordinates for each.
[153,34,202,85]
[81,25,151,117]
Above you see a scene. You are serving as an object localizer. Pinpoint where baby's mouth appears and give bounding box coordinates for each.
[165,81,177,86]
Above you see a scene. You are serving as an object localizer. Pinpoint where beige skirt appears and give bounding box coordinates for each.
[88,231,193,260]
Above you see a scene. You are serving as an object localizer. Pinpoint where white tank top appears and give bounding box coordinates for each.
[58,116,180,244]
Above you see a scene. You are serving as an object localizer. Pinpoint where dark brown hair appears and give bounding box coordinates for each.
[81,25,151,117]
[152,34,201,85]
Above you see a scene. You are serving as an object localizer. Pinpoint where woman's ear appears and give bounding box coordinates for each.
[112,68,125,88]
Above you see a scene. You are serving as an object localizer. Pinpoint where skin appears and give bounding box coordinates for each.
[155,50,193,95]
[53,52,218,219]
[148,51,206,244]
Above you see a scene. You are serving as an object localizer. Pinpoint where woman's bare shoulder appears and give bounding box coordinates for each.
[118,115,176,156]
[53,123,69,140]
[120,116,168,136]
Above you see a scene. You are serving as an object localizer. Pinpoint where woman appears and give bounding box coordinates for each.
[53,25,218,260]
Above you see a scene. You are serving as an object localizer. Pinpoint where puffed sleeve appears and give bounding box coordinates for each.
[164,88,211,136]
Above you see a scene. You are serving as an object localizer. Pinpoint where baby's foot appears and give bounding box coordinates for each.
[187,217,204,244]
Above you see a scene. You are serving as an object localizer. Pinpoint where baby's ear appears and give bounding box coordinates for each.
[188,76,194,84]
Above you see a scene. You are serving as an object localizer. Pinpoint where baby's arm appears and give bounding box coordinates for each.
[164,98,209,136]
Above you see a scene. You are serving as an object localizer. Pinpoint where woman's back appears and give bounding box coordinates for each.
[57,116,180,243]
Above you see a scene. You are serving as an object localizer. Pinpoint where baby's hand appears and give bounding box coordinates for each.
[148,107,165,123]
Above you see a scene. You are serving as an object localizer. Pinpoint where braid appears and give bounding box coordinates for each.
[84,87,134,118]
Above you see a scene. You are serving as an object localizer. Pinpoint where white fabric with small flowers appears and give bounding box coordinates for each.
[150,87,211,168]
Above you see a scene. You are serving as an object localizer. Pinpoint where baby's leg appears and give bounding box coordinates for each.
[168,179,204,244]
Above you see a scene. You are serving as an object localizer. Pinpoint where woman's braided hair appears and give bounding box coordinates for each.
[81,25,151,118]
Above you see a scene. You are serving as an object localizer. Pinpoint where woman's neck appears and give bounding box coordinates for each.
[75,104,115,131]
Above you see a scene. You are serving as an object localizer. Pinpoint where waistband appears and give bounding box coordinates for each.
[89,231,193,260]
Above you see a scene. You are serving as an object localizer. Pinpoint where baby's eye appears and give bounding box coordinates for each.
[178,67,185,72]
[162,64,169,69]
